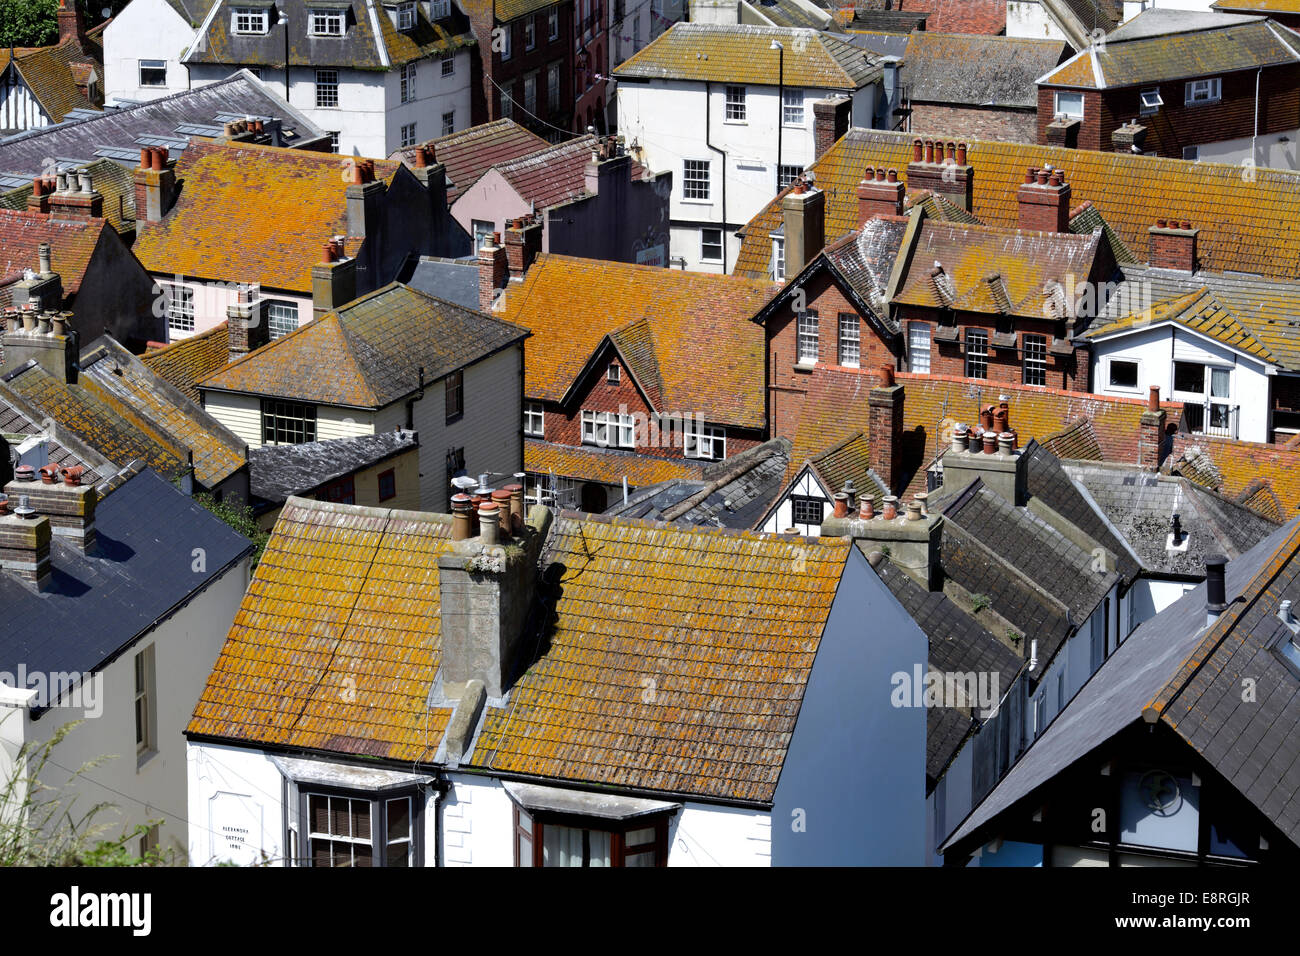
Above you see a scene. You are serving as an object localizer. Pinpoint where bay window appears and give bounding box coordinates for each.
[514,805,668,867]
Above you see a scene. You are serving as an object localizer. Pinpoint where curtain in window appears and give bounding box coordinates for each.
[543,825,584,866]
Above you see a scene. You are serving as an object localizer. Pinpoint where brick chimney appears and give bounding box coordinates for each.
[49,169,103,221]
[869,371,904,495]
[503,216,542,278]
[1140,385,1167,471]
[477,233,508,311]
[905,138,974,212]
[0,486,52,589]
[311,239,357,319]
[5,466,97,553]
[1148,219,1197,272]
[1112,120,1148,154]
[226,284,269,361]
[26,176,55,214]
[133,147,178,225]
[1044,116,1080,149]
[781,181,825,279]
[8,243,63,315]
[2,306,77,382]
[857,166,905,224]
[1016,166,1072,233]
[345,159,385,242]
[813,96,851,159]
[57,0,86,48]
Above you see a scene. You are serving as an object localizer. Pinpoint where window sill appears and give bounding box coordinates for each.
[722,119,748,125]
[680,198,714,206]
[446,412,464,426]
[793,362,817,374]
[137,747,158,773]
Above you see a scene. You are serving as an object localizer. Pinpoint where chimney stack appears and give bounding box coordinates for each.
[5,467,97,553]
[869,371,904,496]
[941,403,1028,506]
[477,233,509,311]
[812,96,851,159]
[2,305,77,383]
[311,239,357,319]
[56,0,87,48]
[0,494,52,590]
[1016,166,1072,233]
[227,284,269,361]
[133,147,178,225]
[1148,220,1198,272]
[856,166,905,224]
[1112,120,1148,154]
[1140,385,1167,471]
[48,169,103,221]
[1044,116,1080,149]
[905,138,974,212]
[503,216,543,278]
[26,176,55,214]
[780,181,825,279]
[1204,553,1227,627]
[345,161,385,244]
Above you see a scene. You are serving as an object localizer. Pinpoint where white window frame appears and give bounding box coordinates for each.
[1183,145,1200,162]
[1023,333,1047,387]
[1139,88,1163,115]
[441,51,455,76]
[908,322,931,374]
[232,7,269,34]
[316,69,340,108]
[309,9,346,36]
[1107,357,1140,391]
[607,363,620,384]
[548,8,559,40]
[684,421,725,460]
[682,159,710,201]
[701,227,723,263]
[838,313,860,368]
[396,1,416,30]
[139,59,167,87]
[524,15,536,49]
[778,164,802,190]
[724,85,746,122]
[442,110,455,136]
[965,328,989,379]
[266,299,299,339]
[400,122,417,148]
[431,0,451,16]
[1053,91,1084,119]
[772,237,785,281]
[782,88,804,126]
[134,644,156,759]
[1185,77,1221,105]
[400,62,418,103]
[797,310,819,365]
[500,24,512,61]
[524,401,545,437]
[166,284,195,334]
[580,410,634,449]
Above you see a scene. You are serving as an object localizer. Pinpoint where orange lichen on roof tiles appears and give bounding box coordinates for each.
[1165,431,1300,513]
[131,140,401,294]
[186,498,455,759]
[466,511,851,804]
[526,439,707,486]
[0,207,106,296]
[1085,287,1276,364]
[501,254,777,428]
[733,128,1300,280]
[142,322,231,404]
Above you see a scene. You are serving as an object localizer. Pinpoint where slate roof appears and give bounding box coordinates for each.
[1040,417,1105,461]
[525,439,708,487]
[467,512,852,804]
[732,127,1300,281]
[0,390,112,484]
[903,33,1066,109]
[501,254,776,428]
[604,437,791,528]
[614,23,883,89]
[249,430,417,504]
[846,10,928,33]
[1041,14,1300,89]
[1065,460,1281,576]
[141,322,231,404]
[895,219,1103,319]
[944,517,1300,853]
[0,158,136,234]
[402,257,480,310]
[184,0,475,70]
[131,139,401,294]
[162,0,218,26]
[0,206,108,303]
[748,0,834,29]
[0,72,326,181]
[187,498,458,759]
[1098,265,1300,372]
[0,467,252,684]
[392,119,549,203]
[200,282,528,408]
[874,558,1023,785]
[458,0,561,24]
[78,337,246,488]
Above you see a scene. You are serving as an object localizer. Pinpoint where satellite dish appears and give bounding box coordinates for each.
[101,6,111,16]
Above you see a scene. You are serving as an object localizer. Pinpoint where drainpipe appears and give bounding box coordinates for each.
[1253,67,1261,167]
[704,80,728,274]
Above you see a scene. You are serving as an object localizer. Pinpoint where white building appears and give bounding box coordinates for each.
[103,0,208,103]
[613,24,884,272]
[170,0,475,156]
[186,499,930,866]
[0,463,252,859]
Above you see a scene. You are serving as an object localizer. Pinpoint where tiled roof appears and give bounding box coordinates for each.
[1164,432,1300,516]
[185,0,475,70]
[200,282,527,407]
[249,430,417,504]
[0,159,136,235]
[808,432,890,509]
[821,219,908,332]
[1085,287,1277,365]
[1100,265,1300,371]
[733,128,1300,280]
[458,0,561,24]
[896,0,1011,34]
[614,23,883,88]
[490,135,647,209]
[392,119,550,203]
[1213,0,1300,11]
[903,33,1066,109]
[0,38,99,125]
[141,322,231,404]
[131,140,401,294]
[0,390,110,484]
[0,207,107,298]
[750,0,834,29]
[187,498,457,760]
[467,512,852,803]
[894,219,1103,318]
[79,337,246,488]
[1040,417,1105,461]
[1040,16,1300,89]
[525,439,708,487]
[500,254,777,428]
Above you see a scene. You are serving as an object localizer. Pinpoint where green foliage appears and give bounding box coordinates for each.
[971,592,991,614]
[193,492,269,566]
[0,720,179,866]
[0,0,60,47]
[1006,628,1022,648]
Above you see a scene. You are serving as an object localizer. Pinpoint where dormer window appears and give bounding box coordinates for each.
[309,9,346,36]
[396,2,416,29]
[233,6,269,34]
[1185,77,1221,105]
[607,362,620,384]
[431,0,451,16]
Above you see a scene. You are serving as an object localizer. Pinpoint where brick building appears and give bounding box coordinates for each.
[1212,0,1300,30]
[1036,9,1300,166]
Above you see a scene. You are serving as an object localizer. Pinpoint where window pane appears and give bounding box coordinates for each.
[1109,360,1138,388]
[387,798,410,842]
[625,827,655,846]
[517,832,533,865]
[625,850,656,867]
[908,323,930,374]
[543,824,584,866]
[1174,361,1205,394]
[310,795,329,834]
[588,829,611,867]
[1210,367,1230,398]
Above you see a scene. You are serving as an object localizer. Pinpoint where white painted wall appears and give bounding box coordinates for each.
[759,466,829,535]
[1006,1,1071,42]
[1129,576,1196,627]
[7,558,248,860]
[618,77,877,271]
[104,0,197,103]
[149,273,312,342]
[1090,323,1272,443]
[0,69,51,131]
[1191,128,1300,172]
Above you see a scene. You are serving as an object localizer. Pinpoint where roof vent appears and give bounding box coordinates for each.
[1167,511,1189,552]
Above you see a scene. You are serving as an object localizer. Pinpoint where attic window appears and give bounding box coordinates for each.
[1053,91,1084,119]
[396,2,416,30]
[309,9,346,36]
[1185,77,1221,105]
[1140,88,1163,115]
[607,363,620,384]
[233,7,270,34]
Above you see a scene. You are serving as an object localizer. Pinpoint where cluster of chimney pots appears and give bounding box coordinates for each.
[825,480,930,526]
[450,474,527,546]
[137,146,170,171]
[0,463,86,518]
[31,168,97,196]
[4,242,72,336]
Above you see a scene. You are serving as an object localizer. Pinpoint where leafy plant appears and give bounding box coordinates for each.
[971,592,991,614]
[1006,629,1022,648]
[0,0,60,47]
[193,492,269,567]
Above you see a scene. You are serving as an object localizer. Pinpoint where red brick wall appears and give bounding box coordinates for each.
[910,103,1039,145]
[896,0,1005,33]
[1037,88,1106,151]
[468,3,575,131]
[531,353,760,459]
